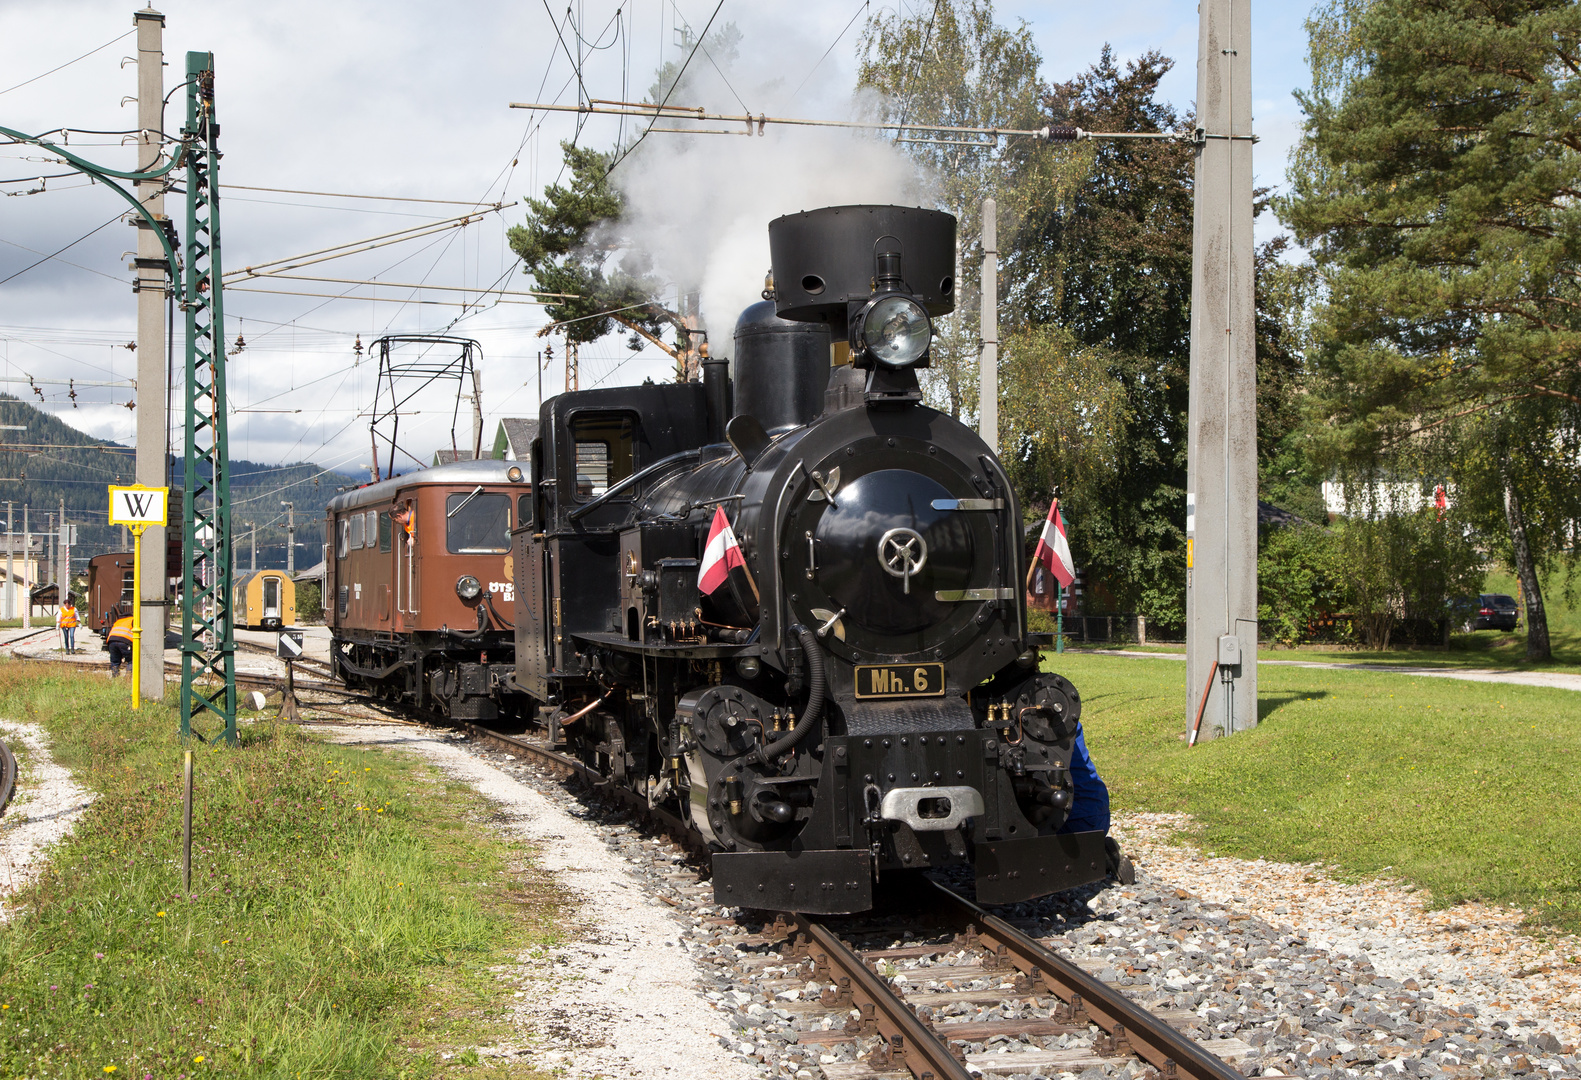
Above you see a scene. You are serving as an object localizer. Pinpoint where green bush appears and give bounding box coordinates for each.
[296,580,322,622]
[1257,524,1348,646]
[1334,507,1484,648]
[1256,507,1483,647]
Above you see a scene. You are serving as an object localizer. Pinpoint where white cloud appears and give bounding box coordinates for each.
[0,0,1313,467]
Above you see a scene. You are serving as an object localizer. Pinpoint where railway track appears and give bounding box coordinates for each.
[451,721,1249,1080]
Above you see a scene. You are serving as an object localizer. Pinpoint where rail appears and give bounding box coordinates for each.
[784,884,1245,1080]
[926,882,1245,1080]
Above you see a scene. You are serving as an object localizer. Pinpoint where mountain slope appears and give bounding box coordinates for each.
[0,397,360,574]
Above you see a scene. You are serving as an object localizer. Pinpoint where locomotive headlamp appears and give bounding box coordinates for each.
[455,574,482,601]
[507,466,524,483]
[858,294,931,367]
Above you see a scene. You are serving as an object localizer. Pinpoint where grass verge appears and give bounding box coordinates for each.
[0,659,559,1079]
[1049,651,1581,936]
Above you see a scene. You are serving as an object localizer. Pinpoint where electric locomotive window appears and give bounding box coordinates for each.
[518,495,532,531]
[349,513,365,551]
[570,414,635,500]
[337,519,350,559]
[378,512,392,553]
[365,510,378,548]
[446,492,511,554]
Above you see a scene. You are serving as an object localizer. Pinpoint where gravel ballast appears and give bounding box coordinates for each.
[309,721,1581,1080]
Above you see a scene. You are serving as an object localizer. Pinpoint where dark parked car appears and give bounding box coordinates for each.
[1457,593,1520,632]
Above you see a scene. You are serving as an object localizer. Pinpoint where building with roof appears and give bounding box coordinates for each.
[491,418,539,461]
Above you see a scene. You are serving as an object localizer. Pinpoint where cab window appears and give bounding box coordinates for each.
[446,492,511,553]
[337,518,350,559]
[570,413,635,500]
[379,512,392,553]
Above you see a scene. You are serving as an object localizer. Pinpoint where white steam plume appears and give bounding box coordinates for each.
[608,27,932,357]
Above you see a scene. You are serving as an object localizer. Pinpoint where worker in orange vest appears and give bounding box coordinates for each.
[105,604,134,678]
[57,593,80,654]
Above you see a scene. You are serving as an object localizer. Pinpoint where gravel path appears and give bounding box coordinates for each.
[0,720,95,918]
[1093,651,1581,693]
[316,722,743,1080]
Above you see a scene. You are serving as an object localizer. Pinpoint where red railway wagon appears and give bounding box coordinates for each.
[324,459,528,721]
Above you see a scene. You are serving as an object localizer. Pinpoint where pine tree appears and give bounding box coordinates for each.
[1280,0,1581,660]
[506,143,678,349]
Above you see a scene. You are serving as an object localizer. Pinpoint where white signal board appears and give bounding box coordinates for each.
[108,485,169,527]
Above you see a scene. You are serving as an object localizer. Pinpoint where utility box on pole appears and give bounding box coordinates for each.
[1185,0,1258,741]
[133,5,170,702]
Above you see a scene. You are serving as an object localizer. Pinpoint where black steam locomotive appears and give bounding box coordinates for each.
[510,205,1106,913]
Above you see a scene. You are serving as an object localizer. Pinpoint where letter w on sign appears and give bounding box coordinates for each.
[108,485,169,527]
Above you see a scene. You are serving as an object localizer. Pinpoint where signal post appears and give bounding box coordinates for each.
[109,485,169,709]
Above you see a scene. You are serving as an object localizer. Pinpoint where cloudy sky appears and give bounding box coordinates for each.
[0,0,1312,478]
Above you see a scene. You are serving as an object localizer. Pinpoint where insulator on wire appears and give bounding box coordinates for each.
[1041,126,1085,143]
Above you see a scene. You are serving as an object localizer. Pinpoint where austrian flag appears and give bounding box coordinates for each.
[1031,499,1076,589]
[699,506,748,596]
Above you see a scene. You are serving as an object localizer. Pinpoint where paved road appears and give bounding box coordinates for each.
[1090,649,1581,692]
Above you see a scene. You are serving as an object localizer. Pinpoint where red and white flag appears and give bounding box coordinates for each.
[699,506,747,596]
[1031,499,1076,590]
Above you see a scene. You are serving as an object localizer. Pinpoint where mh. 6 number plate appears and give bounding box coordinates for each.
[854,662,946,700]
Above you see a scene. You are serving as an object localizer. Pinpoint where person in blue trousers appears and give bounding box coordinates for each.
[1058,723,1134,884]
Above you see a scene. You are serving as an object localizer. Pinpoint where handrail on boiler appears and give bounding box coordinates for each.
[566,449,701,522]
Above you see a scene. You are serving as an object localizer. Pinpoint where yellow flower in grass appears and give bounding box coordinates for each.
[194,1056,205,1064]
[156,911,166,918]
[103,1069,117,1075]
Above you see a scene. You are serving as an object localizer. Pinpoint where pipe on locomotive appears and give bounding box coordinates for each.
[754,624,825,763]
[558,694,609,728]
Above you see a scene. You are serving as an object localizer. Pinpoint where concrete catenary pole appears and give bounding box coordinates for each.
[133,5,169,701]
[978,198,999,455]
[21,505,29,630]
[5,502,13,622]
[58,497,66,597]
[282,502,295,575]
[1185,0,1258,741]
[246,521,255,572]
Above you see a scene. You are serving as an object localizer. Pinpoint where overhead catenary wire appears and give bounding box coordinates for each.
[220,184,507,207]
[603,0,726,176]
[232,273,578,299]
[0,29,135,98]
[222,203,516,281]
[791,0,870,99]
[509,101,1205,145]
[0,213,122,287]
[227,287,551,308]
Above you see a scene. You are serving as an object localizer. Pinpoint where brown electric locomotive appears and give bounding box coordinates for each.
[324,458,527,720]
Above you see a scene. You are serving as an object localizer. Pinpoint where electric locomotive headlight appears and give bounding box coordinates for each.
[859,295,931,367]
[455,574,482,601]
